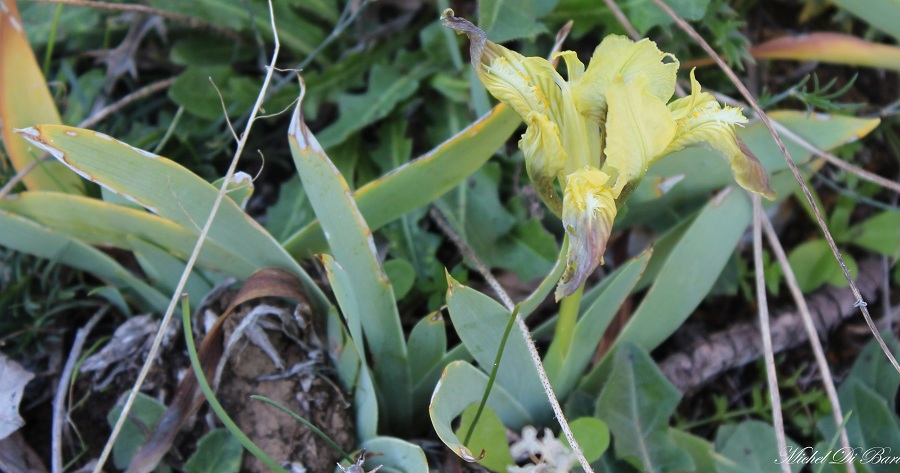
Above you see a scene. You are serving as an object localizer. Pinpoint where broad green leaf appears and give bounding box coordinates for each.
[210,172,254,209]
[128,236,213,304]
[456,404,515,472]
[317,61,431,149]
[0,210,168,311]
[544,249,651,398]
[828,380,900,473]
[817,336,900,473]
[383,258,416,300]
[107,393,167,470]
[843,333,900,402]
[849,211,900,257]
[289,98,411,431]
[478,0,559,42]
[0,192,258,278]
[183,429,242,473]
[429,361,533,461]
[327,304,359,391]
[170,36,254,67]
[282,103,521,256]
[408,311,447,388]
[831,0,900,41]
[168,66,257,119]
[265,177,314,243]
[489,218,559,282]
[670,429,718,473]
[582,188,753,394]
[595,343,692,472]
[787,239,857,292]
[20,3,100,47]
[750,33,900,72]
[14,125,328,312]
[408,311,451,419]
[359,436,429,473]
[624,0,710,35]
[715,421,802,473]
[0,0,84,193]
[564,417,610,464]
[517,238,568,319]
[446,275,550,426]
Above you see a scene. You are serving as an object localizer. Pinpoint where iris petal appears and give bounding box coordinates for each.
[556,167,617,300]
[661,70,776,200]
[602,76,676,199]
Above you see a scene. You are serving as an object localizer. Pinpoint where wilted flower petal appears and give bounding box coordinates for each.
[557,167,617,300]
[661,69,776,200]
[521,112,567,215]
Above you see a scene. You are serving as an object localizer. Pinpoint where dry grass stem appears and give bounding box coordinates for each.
[52,307,108,473]
[78,78,176,129]
[752,195,791,473]
[92,1,282,471]
[603,0,640,40]
[761,212,854,472]
[770,119,900,194]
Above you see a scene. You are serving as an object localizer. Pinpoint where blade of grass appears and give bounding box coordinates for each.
[179,297,287,473]
[249,395,353,463]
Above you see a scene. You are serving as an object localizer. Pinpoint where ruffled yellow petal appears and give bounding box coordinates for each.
[573,35,679,124]
[520,111,567,216]
[442,11,564,124]
[556,167,618,300]
[602,75,676,199]
[660,69,776,200]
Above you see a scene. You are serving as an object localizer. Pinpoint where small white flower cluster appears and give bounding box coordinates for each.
[508,426,578,473]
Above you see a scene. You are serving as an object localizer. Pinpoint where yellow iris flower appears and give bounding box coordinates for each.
[442,10,775,300]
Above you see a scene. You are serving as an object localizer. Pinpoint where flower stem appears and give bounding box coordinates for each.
[555,284,584,358]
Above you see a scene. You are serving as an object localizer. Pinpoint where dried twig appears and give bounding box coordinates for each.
[92,1,282,471]
[52,306,108,473]
[661,257,882,390]
[602,0,640,40]
[77,78,175,130]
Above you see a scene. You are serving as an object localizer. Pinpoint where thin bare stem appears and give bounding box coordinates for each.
[771,120,900,194]
[52,307,108,473]
[0,159,41,200]
[761,212,854,472]
[603,0,640,40]
[649,0,900,373]
[429,207,595,473]
[78,77,176,129]
[91,1,282,471]
[32,0,242,41]
[752,195,790,473]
